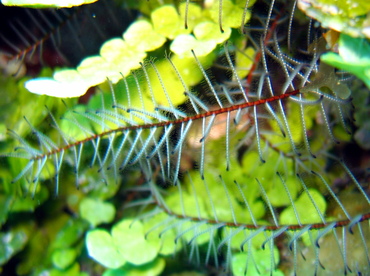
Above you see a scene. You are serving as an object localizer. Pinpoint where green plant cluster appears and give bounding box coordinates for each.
[25,0,254,98]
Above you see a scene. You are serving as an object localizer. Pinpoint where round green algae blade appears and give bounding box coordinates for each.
[112,219,161,266]
[79,197,116,227]
[86,229,126,269]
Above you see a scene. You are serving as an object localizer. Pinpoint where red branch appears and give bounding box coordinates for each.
[30,89,300,161]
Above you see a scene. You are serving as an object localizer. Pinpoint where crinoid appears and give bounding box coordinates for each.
[1,0,369,275]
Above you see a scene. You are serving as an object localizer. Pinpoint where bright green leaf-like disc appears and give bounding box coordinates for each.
[142,213,183,256]
[2,0,99,8]
[208,0,252,29]
[98,38,146,80]
[25,77,90,98]
[99,38,127,61]
[59,105,92,140]
[79,198,115,227]
[112,219,160,265]
[52,248,77,269]
[267,175,298,207]
[171,34,216,57]
[139,58,188,107]
[169,54,212,86]
[232,247,283,276]
[86,229,126,269]
[77,56,112,85]
[53,69,84,83]
[171,21,230,57]
[151,5,190,39]
[193,21,231,43]
[178,2,203,31]
[124,20,166,52]
[280,188,327,225]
